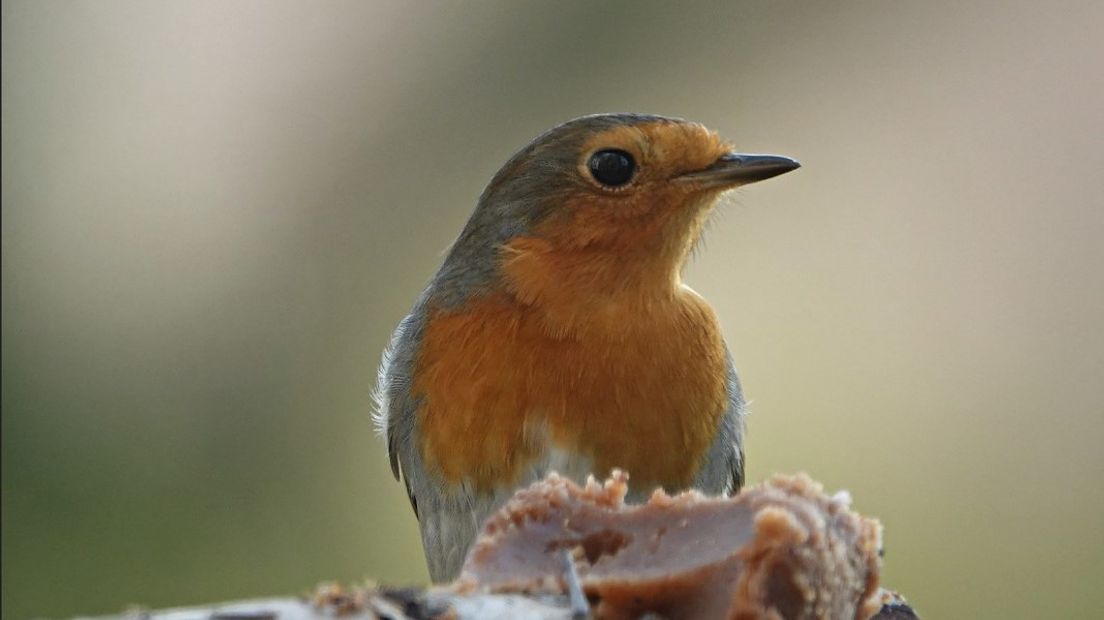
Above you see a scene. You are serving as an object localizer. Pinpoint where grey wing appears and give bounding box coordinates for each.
[373,309,426,516]
[693,346,746,495]
[373,303,494,582]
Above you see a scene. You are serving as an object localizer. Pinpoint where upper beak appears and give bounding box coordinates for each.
[676,152,800,189]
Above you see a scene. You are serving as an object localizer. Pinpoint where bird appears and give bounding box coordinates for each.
[374,113,799,582]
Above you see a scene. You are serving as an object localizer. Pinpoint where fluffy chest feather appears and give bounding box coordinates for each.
[413,290,728,494]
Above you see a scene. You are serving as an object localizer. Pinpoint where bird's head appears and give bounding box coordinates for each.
[438,114,799,319]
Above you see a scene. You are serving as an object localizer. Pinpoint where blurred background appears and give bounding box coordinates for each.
[3,1,1102,618]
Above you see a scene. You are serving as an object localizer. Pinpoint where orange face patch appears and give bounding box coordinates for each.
[526,120,732,257]
[495,121,732,337]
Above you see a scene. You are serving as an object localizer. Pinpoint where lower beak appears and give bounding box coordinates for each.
[676,152,800,189]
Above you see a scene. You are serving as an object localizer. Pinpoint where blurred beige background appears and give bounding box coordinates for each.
[3,1,1102,618]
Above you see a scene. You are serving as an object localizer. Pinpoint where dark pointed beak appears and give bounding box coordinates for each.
[676,152,800,189]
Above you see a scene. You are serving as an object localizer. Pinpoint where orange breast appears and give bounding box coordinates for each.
[413,291,728,493]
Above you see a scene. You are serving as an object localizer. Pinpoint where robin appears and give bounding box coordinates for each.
[374,113,799,581]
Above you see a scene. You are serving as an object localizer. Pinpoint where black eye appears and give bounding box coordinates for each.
[587,149,635,187]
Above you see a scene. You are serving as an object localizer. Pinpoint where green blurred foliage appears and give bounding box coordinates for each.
[3,1,1102,618]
